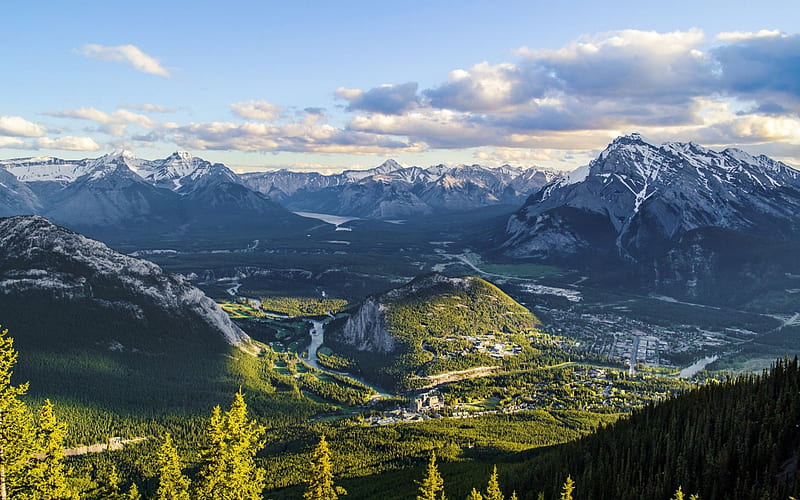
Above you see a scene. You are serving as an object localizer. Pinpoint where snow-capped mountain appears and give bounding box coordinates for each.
[0,151,315,239]
[0,168,41,216]
[0,215,251,347]
[241,159,562,217]
[504,134,800,261]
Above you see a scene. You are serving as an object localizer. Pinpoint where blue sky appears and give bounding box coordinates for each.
[1,0,798,172]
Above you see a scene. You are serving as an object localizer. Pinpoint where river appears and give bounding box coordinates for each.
[305,319,325,370]
[302,318,392,397]
[679,355,719,378]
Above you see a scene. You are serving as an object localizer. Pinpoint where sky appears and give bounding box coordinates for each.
[1,0,799,173]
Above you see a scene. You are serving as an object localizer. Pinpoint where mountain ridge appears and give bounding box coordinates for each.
[241,159,563,217]
[504,133,800,262]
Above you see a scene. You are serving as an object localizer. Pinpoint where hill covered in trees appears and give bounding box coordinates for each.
[326,274,573,391]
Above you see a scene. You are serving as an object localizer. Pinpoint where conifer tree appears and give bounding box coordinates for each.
[484,466,504,500]
[417,451,445,500]
[560,476,575,500]
[126,483,141,500]
[194,391,267,500]
[510,492,518,500]
[672,486,700,500]
[155,433,190,500]
[25,399,71,499]
[0,326,34,500]
[304,435,346,500]
[466,489,483,500]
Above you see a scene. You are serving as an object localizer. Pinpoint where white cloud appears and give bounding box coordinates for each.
[0,137,26,148]
[229,100,283,120]
[716,30,786,42]
[335,88,363,100]
[46,107,159,136]
[0,115,46,137]
[36,136,101,151]
[727,114,800,142]
[124,103,180,113]
[475,147,560,164]
[78,44,171,77]
[171,115,425,155]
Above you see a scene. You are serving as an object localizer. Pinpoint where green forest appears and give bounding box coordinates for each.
[2,318,799,499]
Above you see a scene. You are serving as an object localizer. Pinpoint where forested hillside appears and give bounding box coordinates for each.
[496,358,800,500]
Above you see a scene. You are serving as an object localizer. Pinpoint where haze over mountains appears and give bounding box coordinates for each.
[1,135,799,285]
[0,153,561,227]
[242,159,561,218]
[0,151,312,240]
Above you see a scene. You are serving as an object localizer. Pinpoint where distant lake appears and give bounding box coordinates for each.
[294,211,361,226]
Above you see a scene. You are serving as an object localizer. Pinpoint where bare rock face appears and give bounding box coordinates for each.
[329,273,470,354]
[337,299,397,354]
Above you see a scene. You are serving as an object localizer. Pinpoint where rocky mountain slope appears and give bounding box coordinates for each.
[0,151,315,239]
[504,134,800,262]
[0,167,41,216]
[242,160,562,218]
[0,215,251,348]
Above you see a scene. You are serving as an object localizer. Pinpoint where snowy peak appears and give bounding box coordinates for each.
[375,159,402,173]
[0,157,96,183]
[1,151,244,194]
[239,158,562,218]
[506,136,800,261]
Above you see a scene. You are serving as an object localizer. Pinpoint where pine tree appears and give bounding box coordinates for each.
[24,399,71,499]
[105,464,121,495]
[672,486,684,500]
[417,451,445,500]
[194,391,267,500]
[0,326,34,500]
[304,435,346,500]
[510,493,518,500]
[485,466,504,500]
[126,483,141,500]
[466,489,483,500]
[155,433,190,500]
[560,476,575,500]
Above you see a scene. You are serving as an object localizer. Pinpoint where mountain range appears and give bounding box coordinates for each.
[241,159,561,218]
[502,134,800,303]
[504,134,800,259]
[0,153,560,235]
[0,151,315,241]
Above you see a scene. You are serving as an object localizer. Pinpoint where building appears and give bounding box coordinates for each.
[410,391,444,413]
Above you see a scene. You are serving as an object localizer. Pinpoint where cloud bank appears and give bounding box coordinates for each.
[11,29,796,164]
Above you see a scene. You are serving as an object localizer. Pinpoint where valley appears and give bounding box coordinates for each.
[1,136,799,499]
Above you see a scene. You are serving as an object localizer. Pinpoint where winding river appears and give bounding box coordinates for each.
[305,319,325,370]
[303,318,392,397]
